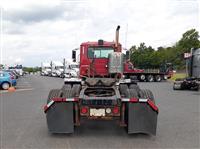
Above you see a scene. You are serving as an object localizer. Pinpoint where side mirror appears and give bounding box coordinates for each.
[126,51,130,60]
[72,50,76,62]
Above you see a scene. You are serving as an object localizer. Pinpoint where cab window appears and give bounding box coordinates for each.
[88,47,114,58]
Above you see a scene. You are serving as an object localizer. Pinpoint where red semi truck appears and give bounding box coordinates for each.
[44,26,158,135]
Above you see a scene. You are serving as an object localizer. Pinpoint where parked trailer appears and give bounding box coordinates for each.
[124,60,173,82]
[173,48,200,91]
[44,26,158,135]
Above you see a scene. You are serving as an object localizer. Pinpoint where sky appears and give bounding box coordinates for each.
[0,0,199,67]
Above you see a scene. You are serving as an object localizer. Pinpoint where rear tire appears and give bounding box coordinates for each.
[46,88,74,134]
[128,89,139,98]
[155,75,162,82]
[47,89,62,104]
[62,84,71,90]
[139,74,145,81]
[124,88,139,129]
[126,89,157,135]
[119,84,129,97]
[71,84,81,97]
[173,83,182,90]
[129,84,140,92]
[147,75,154,82]
[139,89,155,103]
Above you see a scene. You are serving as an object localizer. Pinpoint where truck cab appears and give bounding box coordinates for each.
[62,59,79,78]
[51,61,64,77]
[41,62,51,76]
[79,40,122,78]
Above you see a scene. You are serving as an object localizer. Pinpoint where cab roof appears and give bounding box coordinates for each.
[81,41,118,47]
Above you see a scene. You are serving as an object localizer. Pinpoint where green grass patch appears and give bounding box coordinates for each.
[170,73,187,81]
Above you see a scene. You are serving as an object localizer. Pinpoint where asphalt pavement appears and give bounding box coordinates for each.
[0,75,199,149]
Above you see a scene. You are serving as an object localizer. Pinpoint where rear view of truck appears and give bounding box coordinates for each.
[43,26,159,135]
[173,48,200,91]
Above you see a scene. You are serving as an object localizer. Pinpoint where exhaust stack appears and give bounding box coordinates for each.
[115,25,120,50]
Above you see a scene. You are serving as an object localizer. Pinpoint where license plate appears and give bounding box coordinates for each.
[90,108,105,117]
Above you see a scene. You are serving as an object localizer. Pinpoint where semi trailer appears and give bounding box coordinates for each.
[173,48,200,91]
[44,26,158,135]
[123,55,173,82]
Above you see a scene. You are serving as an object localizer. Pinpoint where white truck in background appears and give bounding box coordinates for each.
[51,61,64,77]
[9,64,24,76]
[41,62,51,76]
[61,59,79,78]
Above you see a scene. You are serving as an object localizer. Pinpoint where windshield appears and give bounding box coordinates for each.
[70,65,78,69]
[9,65,23,69]
[88,47,114,58]
[44,67,51,69]
[55,66,64,69]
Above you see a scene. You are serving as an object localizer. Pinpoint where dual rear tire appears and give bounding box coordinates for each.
[46,84,81,134]
[124,88,157,135]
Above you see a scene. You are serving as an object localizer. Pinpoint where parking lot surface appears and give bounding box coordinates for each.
[0,75,199,149]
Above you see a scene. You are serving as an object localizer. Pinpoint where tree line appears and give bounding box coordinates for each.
[129,29,200,70]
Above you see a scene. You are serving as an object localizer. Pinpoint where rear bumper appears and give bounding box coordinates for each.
[44,97,158,135]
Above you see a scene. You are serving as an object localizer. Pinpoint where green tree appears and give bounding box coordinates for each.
[129,28,200,70]
[178,29,200,52]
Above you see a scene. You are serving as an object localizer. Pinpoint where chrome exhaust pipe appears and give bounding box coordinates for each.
[115,25,120,49]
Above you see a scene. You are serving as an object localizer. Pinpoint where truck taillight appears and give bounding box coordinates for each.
[10,76,15,79]
[81,107,88,114]
[112,106,119,114]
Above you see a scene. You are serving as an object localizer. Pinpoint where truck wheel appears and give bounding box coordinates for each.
[47,89,62,104]
[119,84,129,97]
[127,89,157,135]
[1,82,10,90]
[46,88,74,134]
[173,83,182,90]
[155,75,162,82]
[139,89,155,103]
[129,89,139,98]
[62,84,71,90]
[124,89,138,126]
[61,89,72,98]
[147,75,154,82]
[129,84,140,92]
[139,74,145,81]
[71,84,81,97]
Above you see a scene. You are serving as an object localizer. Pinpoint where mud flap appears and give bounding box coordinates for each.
[127,103,158,135]
[46,102,74,133]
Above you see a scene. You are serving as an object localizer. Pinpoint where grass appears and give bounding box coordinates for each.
[170,73,187,81]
